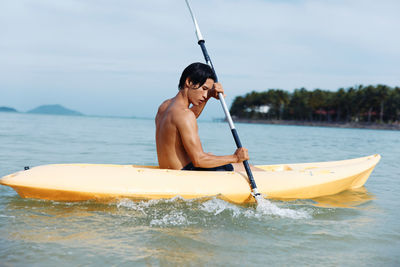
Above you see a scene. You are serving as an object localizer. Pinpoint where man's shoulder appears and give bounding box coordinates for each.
[156,98,196,126]
[171,107,196,124]
[157,99,172,113]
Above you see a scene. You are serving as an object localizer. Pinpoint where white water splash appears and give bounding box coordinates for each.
[116,199,148,214]
[116,197,195,227]
[116,196,186,212]
[115,196,311,222]
[254,196,311,219]
[200,197,311,220]
[150,211,190,227]
[200,198,241,217]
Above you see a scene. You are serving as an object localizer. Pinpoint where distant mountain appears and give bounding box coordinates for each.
[0,106,18,112]
[28,104,83,116]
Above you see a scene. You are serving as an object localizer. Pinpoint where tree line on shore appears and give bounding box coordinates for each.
[230,85,400,124]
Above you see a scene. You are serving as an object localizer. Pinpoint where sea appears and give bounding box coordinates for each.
[0,112,399,266]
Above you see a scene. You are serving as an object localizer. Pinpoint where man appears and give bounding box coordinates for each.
[155,62,249,171]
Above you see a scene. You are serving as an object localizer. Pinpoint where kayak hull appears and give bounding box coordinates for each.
[0,154,380,204]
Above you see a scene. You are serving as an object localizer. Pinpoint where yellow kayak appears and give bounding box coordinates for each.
[0,154,380,204]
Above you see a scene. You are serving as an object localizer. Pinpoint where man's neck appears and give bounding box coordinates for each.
[176,89,191,108]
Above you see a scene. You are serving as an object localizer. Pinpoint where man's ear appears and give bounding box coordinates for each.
[185,78,200,89]
[185,78,192,88]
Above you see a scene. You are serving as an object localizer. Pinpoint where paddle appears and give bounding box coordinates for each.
[185,0,263,202]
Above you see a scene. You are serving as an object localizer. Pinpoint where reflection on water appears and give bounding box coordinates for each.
[311,187,375,208]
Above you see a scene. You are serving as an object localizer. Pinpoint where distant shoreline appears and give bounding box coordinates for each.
[233,119,400,131]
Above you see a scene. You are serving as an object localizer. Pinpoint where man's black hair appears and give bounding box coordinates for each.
[178,62,216,90]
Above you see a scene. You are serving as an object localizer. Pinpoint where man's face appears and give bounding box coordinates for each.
[188,78,214,106]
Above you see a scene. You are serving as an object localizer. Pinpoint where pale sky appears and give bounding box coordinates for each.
[1,0,399,119]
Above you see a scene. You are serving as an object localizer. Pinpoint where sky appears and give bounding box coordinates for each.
[1,0,399,119]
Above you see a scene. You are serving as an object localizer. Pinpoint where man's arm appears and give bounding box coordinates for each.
[176,110,248,168]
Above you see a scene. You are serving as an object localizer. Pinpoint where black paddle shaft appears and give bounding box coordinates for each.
[197,40,259,192]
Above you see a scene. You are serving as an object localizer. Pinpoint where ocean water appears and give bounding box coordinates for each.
[0,112,399,266]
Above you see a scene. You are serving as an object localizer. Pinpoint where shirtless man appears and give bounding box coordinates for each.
[155,62,249,171]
